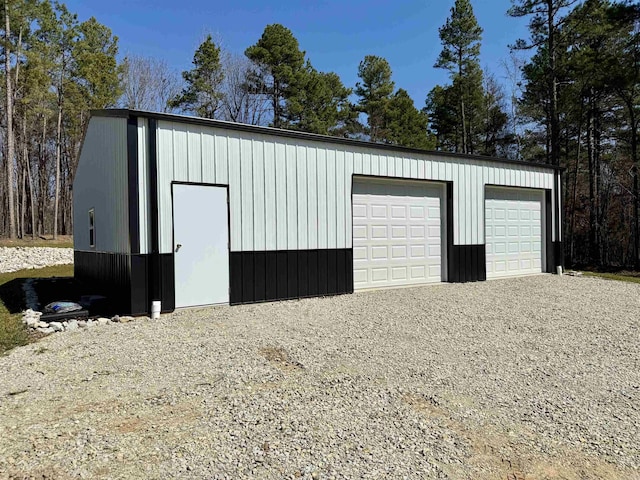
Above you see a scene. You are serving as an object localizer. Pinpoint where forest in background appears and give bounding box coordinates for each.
[0,0,639,268]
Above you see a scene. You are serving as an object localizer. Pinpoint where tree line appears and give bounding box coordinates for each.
[1,0,639,268]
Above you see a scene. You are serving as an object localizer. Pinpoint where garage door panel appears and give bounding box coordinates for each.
[428,264,442,277]
[371,268,388,282]
[353,180,444,290]
[410,244,425,258]
[391,206,406,219]
[353,246,367,260]
[371,225,388,238]
[486,187,544,279]
[410,206,425,218]
[392,245,407,259]
[371,205,388,218]
[371,245,388,260]
[411,265,426,278]
[354,269,367,283]
[353,225,367,240]
[353,204,367,218]
[392,267,407,280]
[410,225,425,238]
[391,226,407,239]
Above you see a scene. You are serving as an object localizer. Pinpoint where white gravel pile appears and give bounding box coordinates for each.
[0,247,73,273]
[0,275,639,479]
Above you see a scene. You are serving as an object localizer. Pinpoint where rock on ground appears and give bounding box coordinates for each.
[0,275,638,479]
[0,247,73,273]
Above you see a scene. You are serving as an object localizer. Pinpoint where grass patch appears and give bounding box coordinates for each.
[582,271,640,284]
[0,235,73,248]
[0,264,74,355]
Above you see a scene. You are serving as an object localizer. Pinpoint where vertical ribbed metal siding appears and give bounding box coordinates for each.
[137,118,150,254]
[154,120,558,254]
[73,116,129,253]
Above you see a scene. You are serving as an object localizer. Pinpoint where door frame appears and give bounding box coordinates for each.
[170,181,231,306]
[483,184,547,278]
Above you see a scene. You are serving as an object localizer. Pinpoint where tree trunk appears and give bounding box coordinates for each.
[547,0,560,166]
[4,2,16,238]
[39,115,47,236]
[461,97,467,154]
[53,100,62,240]
[594,108,602,265]
[587,96,598,265]
[272,79,280,129]
[458,51,468,154]
[26,147,35,240]
[570,120,582,266]
[21,166,26,238]
[630,105,639,268]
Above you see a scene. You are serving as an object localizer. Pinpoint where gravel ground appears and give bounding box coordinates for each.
[0,247,74,273]
[1,275,639,480]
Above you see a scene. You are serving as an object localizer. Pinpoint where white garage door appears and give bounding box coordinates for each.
[352,180,444,290]
[485,187,545,279]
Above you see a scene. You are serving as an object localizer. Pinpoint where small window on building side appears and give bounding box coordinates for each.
[89,209,95,248]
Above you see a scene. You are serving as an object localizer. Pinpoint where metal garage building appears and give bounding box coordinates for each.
[73,110,563,315]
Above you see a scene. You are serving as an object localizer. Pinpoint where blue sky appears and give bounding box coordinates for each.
[64,0,531,108]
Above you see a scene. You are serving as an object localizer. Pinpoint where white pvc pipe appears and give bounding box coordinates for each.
[151,300,161,319]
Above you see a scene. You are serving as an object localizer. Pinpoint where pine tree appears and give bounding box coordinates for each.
[169,35,224,119]
[434,0,484,154]
[509,0,579,166]
[425,84,459,151]
[355,55,395,142]
[245,24,305,128]
[285,63,358,136]
[385,89,434,149]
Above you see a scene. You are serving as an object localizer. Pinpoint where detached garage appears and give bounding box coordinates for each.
[73,110,563,315]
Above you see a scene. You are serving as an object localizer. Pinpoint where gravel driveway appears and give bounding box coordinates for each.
[1,275,639,479]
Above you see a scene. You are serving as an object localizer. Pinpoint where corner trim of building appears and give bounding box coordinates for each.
[555,170,564,269]
[147,118,162,312]
[446,182,454,281]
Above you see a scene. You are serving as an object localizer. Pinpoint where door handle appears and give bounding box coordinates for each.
[175,243,182,252]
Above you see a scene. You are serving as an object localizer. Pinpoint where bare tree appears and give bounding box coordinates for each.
[120,54,182,112]
[500,52,526,160]
[220,52,268,125]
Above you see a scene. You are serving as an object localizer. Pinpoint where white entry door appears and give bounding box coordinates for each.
[485,187,545,279]
[352,180,445,290]
[173,184,229,307]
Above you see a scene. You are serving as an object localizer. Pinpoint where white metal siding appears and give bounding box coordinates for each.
[73,117,129,253]
[153,120,558,254]
[137,118,150,254]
